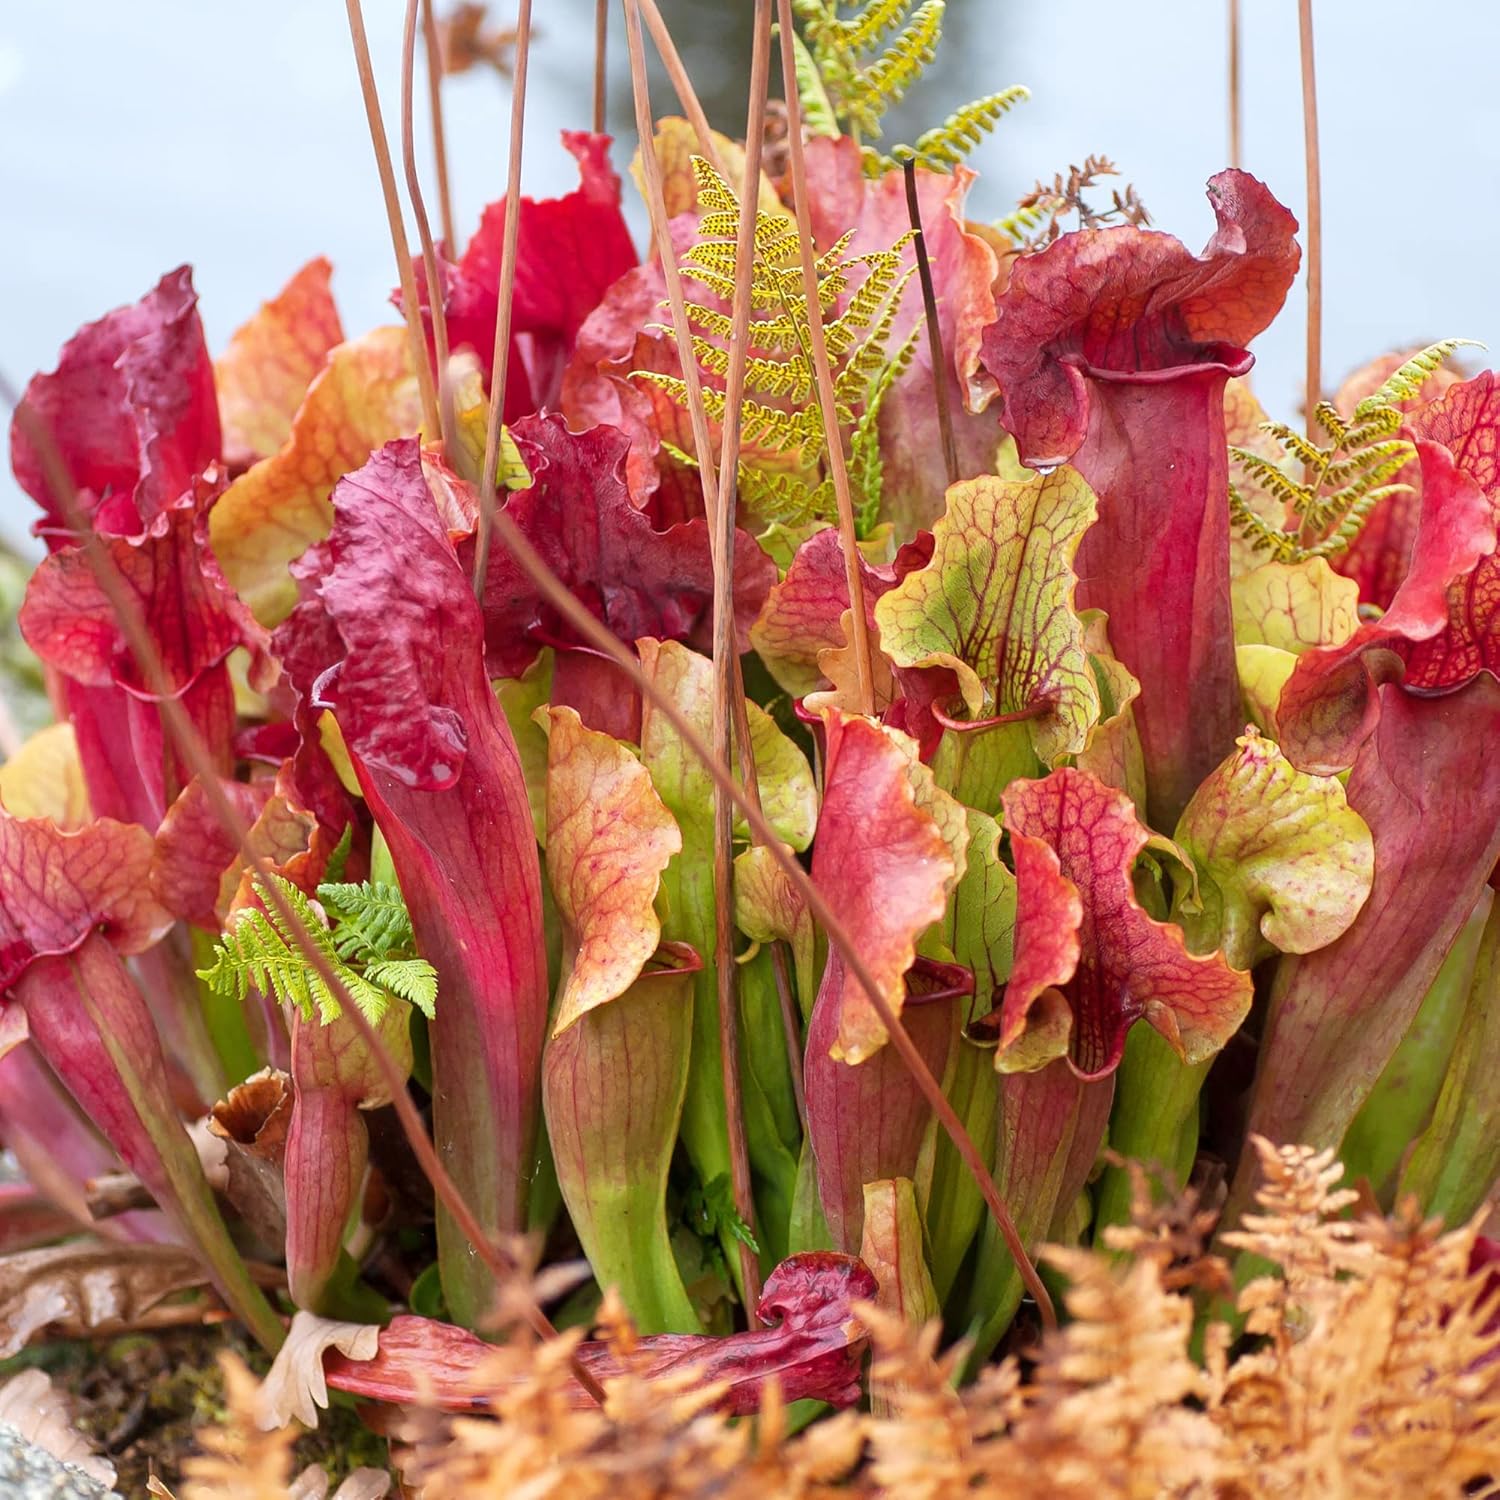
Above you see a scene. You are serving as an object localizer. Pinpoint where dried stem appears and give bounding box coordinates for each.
[708,0,775,1321]
[775,0,876,716]
[1298,0,1321,415]
[1227,0,1242,169]
[403,0,453,453]
[636,0,726,176]
[902,158,958,490]
[623,0,760,1317]
[421,0,456,251]
[472,0,534,597]
[594,0,609,134]
[0,379,606,1405]
[342,0,440,443]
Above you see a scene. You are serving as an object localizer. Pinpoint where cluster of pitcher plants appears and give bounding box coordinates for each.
[2,0,1498,1422]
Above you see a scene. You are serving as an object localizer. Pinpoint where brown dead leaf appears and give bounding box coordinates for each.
[0,1239,213,1356]
[210,1069,292,1254]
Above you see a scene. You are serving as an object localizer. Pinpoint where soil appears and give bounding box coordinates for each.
[0,1326,392,1497]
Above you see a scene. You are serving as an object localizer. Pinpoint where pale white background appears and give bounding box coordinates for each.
[3,1,1496,551]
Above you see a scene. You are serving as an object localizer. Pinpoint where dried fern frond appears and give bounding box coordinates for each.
[999,154,1151,249]
[1229,339,1480,564]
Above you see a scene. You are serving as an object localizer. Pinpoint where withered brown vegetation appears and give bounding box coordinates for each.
[171,1139,1500,1499]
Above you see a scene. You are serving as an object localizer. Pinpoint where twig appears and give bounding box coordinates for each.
[473,0,534,598]
[636,0,727,176]
[0,375,607,1405]
[902,158,958,489]
[403,0,453,454]
[775,0,876,716]
[342,0,441,444]
[421,0,457,252]
[1298,0,1321,416]
[594,0,609,134]
[1227,0,1242,169]
[710,0,775,1322]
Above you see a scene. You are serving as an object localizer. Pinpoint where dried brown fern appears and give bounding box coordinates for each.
[177,1137,1500,1499]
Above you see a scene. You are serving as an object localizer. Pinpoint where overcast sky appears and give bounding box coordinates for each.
[4,1,1497,551]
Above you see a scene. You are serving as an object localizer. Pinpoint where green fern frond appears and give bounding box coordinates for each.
[841,0,942,137]
[995,198,1059,243]
[198,874,436,1027]
[1227,339,1478,563]
[787,28,839,137]
[635,156,915,534]
[874,86,1030,174]
[318,881,417,961]
[1358,338,1483,418]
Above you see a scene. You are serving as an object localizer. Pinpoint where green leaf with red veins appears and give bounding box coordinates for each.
[1231,557,1360,653]
[543,706,681,1036]
[813,714,965,1064]
[495,649,554,846]
[1171,729,1374,972]
[734,843,817,1017]
[998,768,1253,1080]
[860,1176,940,1341]
[1072,610,1146,812]
[874,466,1100,765]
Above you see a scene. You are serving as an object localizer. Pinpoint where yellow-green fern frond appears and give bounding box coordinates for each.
[872,86,1031,175]
[841,0,943,138]
[1227,339,1479,563]
[197,875,436,1027]
[1357,338,1483,417]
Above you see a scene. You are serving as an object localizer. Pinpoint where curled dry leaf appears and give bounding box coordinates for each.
[256,1311,381,1431]
[0,1369,117,1487]
[0,1240,213,1357]
[323,1253,877,1415]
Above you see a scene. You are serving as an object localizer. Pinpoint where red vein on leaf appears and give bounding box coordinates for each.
[903,158,959,489]
[473,0,534,597]
[1298,0,1321,417]
[421,0,456,252]
[775,0,876,717]
[0,375,607,1403]
[342,0,441,443]
[403,0,454,454]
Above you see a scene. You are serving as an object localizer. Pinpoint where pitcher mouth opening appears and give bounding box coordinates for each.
[1063,339,1255,385]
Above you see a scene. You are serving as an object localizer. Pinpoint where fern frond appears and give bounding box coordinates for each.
[842,0,942,136]
[787,27,840,138]
[1228,338,1474,562]
[318,880,417,961]
[825,0,912,51]
[1357,338,1483,417]
[995,198,1060,243]
[874,86,1030,174]
[693,337,814,403]
[198,874,434,1028]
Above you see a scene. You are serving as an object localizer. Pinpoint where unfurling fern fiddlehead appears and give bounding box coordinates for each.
[1229,340,1479,564]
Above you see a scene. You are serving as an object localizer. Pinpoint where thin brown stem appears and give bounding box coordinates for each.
[636,0,726,176]
[343,0,441,443]
[771,942,807,1128]
[403,0,453,454]
[775,0,875,717]
[1298,0,1321,417]
[623,0,759,1317]
[1227,0,1242,169]
[708,0,774,1323]
[473,0,534,598]
[0,377,607,1405]
[421,0,457,252]
[482,499,1057,1330]
[594,0,609,134]
[902,158,958,490]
